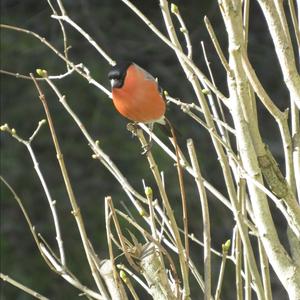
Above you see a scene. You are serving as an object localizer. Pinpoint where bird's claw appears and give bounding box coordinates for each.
[127,122,139,137]
[141,141,153,155]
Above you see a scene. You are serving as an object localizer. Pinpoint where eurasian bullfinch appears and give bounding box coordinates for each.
[108,62,168,130]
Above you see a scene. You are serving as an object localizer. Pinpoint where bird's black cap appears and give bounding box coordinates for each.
[108,61,132,88]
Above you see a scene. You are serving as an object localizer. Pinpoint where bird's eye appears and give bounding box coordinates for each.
[108,69,121,80]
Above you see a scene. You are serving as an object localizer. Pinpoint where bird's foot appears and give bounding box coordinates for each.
[141,140,153,155]
[127,122,139,137]
[126,122,153,154]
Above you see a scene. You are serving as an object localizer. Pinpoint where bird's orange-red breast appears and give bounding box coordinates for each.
[108,62,166,124]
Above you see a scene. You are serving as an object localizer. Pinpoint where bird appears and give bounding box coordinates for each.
[108,61,171,135]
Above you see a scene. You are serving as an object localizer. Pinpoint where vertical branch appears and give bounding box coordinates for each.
[236,177,247,300]
[55,0,66,15]
[219,0,300,297]
[257,0,300,109]
[166,118,189,270]
[128,125,190,299]
[258,239,272,300]
[204,16,231,74]
[47,0,70,70]
[291,104,300,201]
[287,0,300,198]
[144,186,169,283]
[214,240,231,300]
[235,229,243,300]
[145,186,159,241]
[200,41,230,145]
[187,139,211,300]
[104,197,126,300]
[242,0,250,46]
[30,74,108,298]
[240,177,251,300]
[243,254,252,300]
[159,0,238,214]
[287,0,300,49]
[170,4,192,59]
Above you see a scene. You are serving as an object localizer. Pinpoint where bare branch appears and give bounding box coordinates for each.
[0,273,49,300]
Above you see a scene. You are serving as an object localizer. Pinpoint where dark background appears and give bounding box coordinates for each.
[1,0,296,299]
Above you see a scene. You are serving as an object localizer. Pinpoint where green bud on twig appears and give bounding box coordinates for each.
[202,88,210,95]
[139,208,146,216]
[39,119,46,126]
[222,239,231,253]
[145,186,153,198]
[0,124,9,131]
[36,69,48,78]
[120,270,128,283]
[171,3,179,14]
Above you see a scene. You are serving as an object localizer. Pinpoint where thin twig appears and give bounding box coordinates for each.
[0,176,55,271]
[171,3,192,59]
[258,239,273,300]
[0,273,49,300]
[47,0,71,70]
[0,68,77,80]
[214,240,231,300]
[243,0,250,47]
[51,14,115,66]
[166,95,236,134]
[1,122,65,266]
[201,41,230,144]
[104,197,120,294]
[204,16,231,74]
[30,74,108,298]
[145,186,159,241]
[166,118,190,273]
[235,229,243,300]
[256,0,300,110]
[187,139,211,300]
[40,244,105,300]
[0,24,110,96]
[244,253,251,300]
